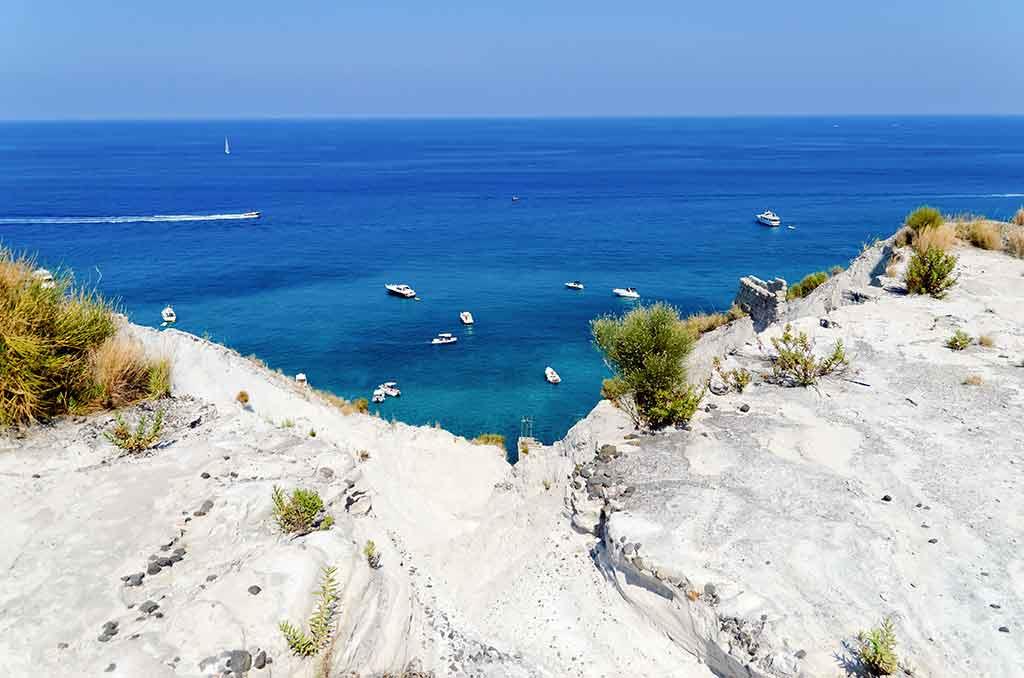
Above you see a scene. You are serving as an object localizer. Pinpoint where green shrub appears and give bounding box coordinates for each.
[104,410,165,453]
[904,206,943,233]
[946,329,971,351]
[279,565,339,657]
[787,271,829,300]
[472,433,506,448]
[904,247,958,298]
[271,486,331,534]
[592,303,703,429]
[713,357,752,393]
[363,539,382,569]
[769,324,848,386]
[856,617,899,676]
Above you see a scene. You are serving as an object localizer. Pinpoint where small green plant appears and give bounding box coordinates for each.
[281,418,295,428]
[236,390,250,406]
[542,478,552,491]
[856,617,899,676]
[279,565,339,657]
[473,433,506,448]
[786,271,829,300]
[146,359,172,399]
[272,486,331,534]
[309,429,317,437]
[769,324,848,387]
[946,329,971,351]
[904,206,943,233]
[104,410,165,453]
[363,539,382,569]
[518,439,530,456]
[904,247,958,298]
[713,357,752,393]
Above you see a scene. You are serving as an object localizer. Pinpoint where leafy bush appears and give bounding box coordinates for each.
[0,248,168,426]
[769,324,848,386]
[961,220,1002,250]
[787,271,829,300]
[904,247,958,298]
[104,410,165,453]
[472,433,506,448]
[363,539,382,569]
[1007,230,1024,258]
[1013,207,1024,226]
[592,303,703,429]
[904,206,943,233]
[856,617,899,676]
[271,486,331,534]
[946,329,971,351]
[279,565,339,657]
[713,357,752,393]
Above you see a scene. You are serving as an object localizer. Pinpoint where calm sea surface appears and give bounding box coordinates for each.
[2,117,1022,452]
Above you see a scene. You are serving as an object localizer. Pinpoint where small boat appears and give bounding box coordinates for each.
[756,210,781,227]
[431,332,458,345]
[161,305,177,323]
[295,373,308,386]
[545,366,561,384]
[565,280,584,290]
[511,195,520,202]
[385,283,417,299]
[32,268,56,289]
[612,287,640,299]
[224,137,231,155]
[460,311,475,325]
[380,382,401,397]
[787,225,796,230]
[371,388,386,403]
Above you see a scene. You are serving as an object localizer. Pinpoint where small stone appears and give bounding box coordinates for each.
[248,585,262,595]
[104,663,116,672]
[882,494,892,502]
[928,538,938,544]
[228,649,253,673]
[990,603,1001,609]
[98,634,111,642]
[319,467,335,480]
[206,574,218,582]
[194,499,214,517]
[189,416,202,428]
[147,562,162,576]
[253,649,267,669]
[998,626,1009,633]
[223,455,230,460]
[32,473,41,479]
[795,649,807,659]
[154,612,164,619]
[140,600,159,614]
[201,472,210,479]
[57,642,69,649]
[633,556,646,571]
[739,403,750,413]
[707,403,718,410]
[123,572,145,587]
[704,583,717,597]
[102,621,119,634]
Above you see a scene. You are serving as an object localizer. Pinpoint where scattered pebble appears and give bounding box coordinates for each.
[122,572,145,587]
[147,562,162,576]
[194,499,214,517]
[928,538,939,544]
[140,600,159,615]
[739,404,750,413]
[998,626,1009,633]
[990,603,1001,609]
[104,663,116,672]
[200,472,210,479]
[882,495,892,502]
[248,585,261,595]
[206,574,218,582]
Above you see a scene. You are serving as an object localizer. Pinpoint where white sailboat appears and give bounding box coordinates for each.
[224,137,231,155]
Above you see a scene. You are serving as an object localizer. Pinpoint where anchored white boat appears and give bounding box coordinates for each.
[756,210,781,227]
[161,305,177,323]
[224,137,231,155]
[385,283,417,299]
[460,311,475,325]
[431,332,458,345]
[612,287,640,299]
[565,280,584,290]
[545,366,561,384]
[380,382,401,397]
[371,388,386,403]
[32,268,56,289]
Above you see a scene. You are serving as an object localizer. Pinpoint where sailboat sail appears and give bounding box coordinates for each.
[224,137,230,155]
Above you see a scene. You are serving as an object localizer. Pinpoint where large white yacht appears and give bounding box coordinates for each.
[385,283,417,299]
[756,210,782,227]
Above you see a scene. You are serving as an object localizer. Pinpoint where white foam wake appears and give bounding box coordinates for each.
[0,212,261,224]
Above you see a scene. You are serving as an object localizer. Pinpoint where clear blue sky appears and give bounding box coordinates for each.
[3,0,1022,119]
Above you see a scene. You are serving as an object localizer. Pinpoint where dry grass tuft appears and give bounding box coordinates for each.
[913,222,957,253]
[1012,207,1024,226]
[682,304,747,337]
[977,334,995,348]
[1006,230,1024,259]
[89,335,169,409]
[473,433,506,448]
[960,220,1002,251]
[963,374,983,386]
[312,388,369,415]
[236,390,250,406]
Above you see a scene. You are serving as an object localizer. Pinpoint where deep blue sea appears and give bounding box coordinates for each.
[2,117,1023,452]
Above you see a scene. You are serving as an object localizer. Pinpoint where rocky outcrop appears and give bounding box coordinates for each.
[734,276,788,331]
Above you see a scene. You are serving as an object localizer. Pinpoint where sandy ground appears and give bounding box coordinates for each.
[1,237,1021,678]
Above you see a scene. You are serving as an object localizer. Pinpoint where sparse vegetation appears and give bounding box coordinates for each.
[963,374,983,386]
[829,265,844,276]
[593,303,704,429]
[104,409,165,453]
[0,248,168,427]
[281,418,295,428]
[271,486,331,535]
[946,329,971,351]
[1007,230,1024,258]
[768,324,848,387]
[960,220,1002,250]
[279,565,339,657]
[787,271,829,300]
[357,449,370,462]
[856,617,899,676]
[978,334,994,348]
[472,433,506,448]
[236,390,250,406]
[904,247,958,298]
[364,539,382,569]
[518,439,530,456]
[352,397,369,413]
[681,304,747,337]
[1013,207,1024,226]
[309,429,317,437]
[904,206,943,234]
[713,357,752,393]
[912,222,957,253]
[542,478,552,491]
[313,388,370,415]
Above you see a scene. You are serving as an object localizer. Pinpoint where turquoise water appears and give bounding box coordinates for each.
[2,117,1023,453]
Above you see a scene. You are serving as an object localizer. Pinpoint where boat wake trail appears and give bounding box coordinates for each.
[0,212,261,225]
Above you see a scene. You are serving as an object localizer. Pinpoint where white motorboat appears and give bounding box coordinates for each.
[460,311,475,325]
[371,388,386,403]
[32,268,56,289]
[161,305,177,323]
[756,210,781,227]
[565,280,584,290]
[612,287,640,299]
[431,332,458,345]
[224,137,231,155]
[295,373,308,386]
[380,382,401,397]
[385,283,417,299]
[545,366,561,384]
